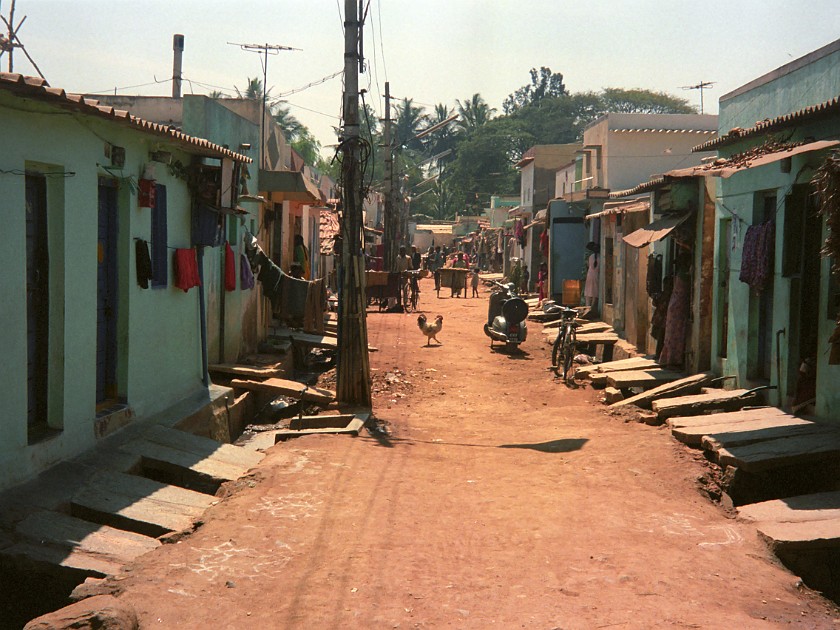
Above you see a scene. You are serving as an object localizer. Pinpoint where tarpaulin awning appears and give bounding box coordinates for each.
[534,208,547,221]
[668,139,840,179]
[258,169,322,203]
[623,212,692,248]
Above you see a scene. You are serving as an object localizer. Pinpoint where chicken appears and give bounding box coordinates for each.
[417,314,443,346]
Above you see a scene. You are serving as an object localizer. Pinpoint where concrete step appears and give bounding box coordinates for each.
[670,412,816,447]
[717,429,840,473]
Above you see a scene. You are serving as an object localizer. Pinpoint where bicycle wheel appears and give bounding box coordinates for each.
[552,329,565,368]
[562,331,575,381]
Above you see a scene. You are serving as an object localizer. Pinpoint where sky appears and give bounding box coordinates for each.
[7,0,840,153]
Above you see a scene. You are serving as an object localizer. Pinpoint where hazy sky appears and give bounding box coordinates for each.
[10,0,840,150]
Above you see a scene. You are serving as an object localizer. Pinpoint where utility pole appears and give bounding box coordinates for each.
[382,81,398,271]
[336,0,372,406]
[681,80,716,114]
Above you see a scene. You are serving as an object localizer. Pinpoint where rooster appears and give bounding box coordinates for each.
[417,314,443,346]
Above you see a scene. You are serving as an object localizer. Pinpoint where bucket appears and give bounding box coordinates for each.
[562,279,581,306]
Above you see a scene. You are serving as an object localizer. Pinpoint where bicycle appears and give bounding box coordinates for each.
[403,271,420,312]
[551,306,580,381]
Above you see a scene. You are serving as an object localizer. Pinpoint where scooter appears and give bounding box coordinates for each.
[483,281,529,349]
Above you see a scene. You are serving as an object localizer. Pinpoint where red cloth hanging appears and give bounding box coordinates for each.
[174,248,201,292]
[225,242,236,291]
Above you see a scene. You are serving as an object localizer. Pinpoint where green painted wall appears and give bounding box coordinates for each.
[0,91,212,489]
[712,111,840,419]
[182,96,263,363]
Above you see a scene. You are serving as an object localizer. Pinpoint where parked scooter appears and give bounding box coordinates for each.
[484,281,529,349]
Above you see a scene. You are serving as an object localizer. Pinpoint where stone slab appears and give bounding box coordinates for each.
[666,407,787,429]
[15,511,160,563]
[230,378,335,405]
[756,517,840,552]
[289,414,357,430]
[717,430,840,473]
[2,541,124,578]
[275,417,366,442]
[118,439,249,484]
[606,369,684,389]
[611,372,715,411]
[738,491,840,524]
[575,357,659,378]
[71,471,214,537]
[604,387,624,404]
[701,421,830,452]
[670,415,815,447]
[141,424,263,470]
[652,389,755,421]
[576,333,619,345]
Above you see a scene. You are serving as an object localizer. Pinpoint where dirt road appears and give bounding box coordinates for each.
[107,276,838,628]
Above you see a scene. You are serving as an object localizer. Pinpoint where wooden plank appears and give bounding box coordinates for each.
[716,430,840,473]
[230,378,335,404]
[543,320,609,332]
[16,511,160,563]
[209,363,283,378]
[651,388,755,421]
[575,357,659,378]
[72,471,214,537]
[606,369,684,389]
[142,425,263,470]
[671,415,816,447]
[756,517,840,552]
[738,491,840,524]
[610,372,714,410]
[666,407,787,429]
[701,421,829,452]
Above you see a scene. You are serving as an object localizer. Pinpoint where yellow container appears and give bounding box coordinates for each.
[562,279,581,306]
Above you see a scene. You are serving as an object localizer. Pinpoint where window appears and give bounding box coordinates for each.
[151,184,168,287]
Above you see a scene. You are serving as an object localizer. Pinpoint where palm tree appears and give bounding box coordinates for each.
[423,103,457,158]
[235,77,271,102]
[208,90,225,99]
[272,103,304,142]
[395,97,428,151]
[456,93,496,134]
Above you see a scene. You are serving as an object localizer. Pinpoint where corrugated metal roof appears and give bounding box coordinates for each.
[610,177,667,198]
[0,73,251,162]
[623,211,692,248]
[693,95,840,152]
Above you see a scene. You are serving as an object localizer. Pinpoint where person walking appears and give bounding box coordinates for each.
[293,234,311,280]
[584,241,599,314]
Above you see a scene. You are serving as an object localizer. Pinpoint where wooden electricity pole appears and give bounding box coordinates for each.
[336,0,372,406]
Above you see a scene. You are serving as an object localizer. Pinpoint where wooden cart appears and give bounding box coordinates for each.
[438,267,469,298]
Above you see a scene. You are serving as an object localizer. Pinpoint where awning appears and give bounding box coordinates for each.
[623,212,692,248]
[258,169,322,203]
[534,208,547,221]
[586,199,650,222]
[668,139,840,179]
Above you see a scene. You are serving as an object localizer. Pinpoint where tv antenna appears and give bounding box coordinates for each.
[681,80,716,114]
[228,42,300,169]
[0,0,45,78]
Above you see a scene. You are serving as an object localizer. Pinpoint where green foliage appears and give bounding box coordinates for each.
[395,98,428,151]
[599,88,696,114]
[456,93,496,134]
[503,67,567,114]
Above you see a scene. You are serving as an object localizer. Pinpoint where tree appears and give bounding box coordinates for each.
[235,76,269,101]
[208,90,226,99]
[423,103,458,159]
[456,93,495,134]
[272,103,305,141]
[599,88,696,114]
[503,67,566,114]
[395,97,428,151]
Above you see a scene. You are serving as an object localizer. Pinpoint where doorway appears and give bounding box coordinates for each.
[26,174,49,440]
[97,180,119,404]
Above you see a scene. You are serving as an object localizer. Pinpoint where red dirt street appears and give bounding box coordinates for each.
[105,275,838,628]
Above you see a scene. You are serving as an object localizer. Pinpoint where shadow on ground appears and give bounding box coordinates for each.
[498,438,588,453]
